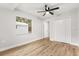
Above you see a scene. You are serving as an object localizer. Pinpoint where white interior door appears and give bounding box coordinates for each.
[43,21,49,38]
[54,20,66,42]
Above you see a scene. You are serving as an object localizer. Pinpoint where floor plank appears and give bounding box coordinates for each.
[0,38,79,56]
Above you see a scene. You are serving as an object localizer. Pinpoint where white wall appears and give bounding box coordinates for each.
[0,8,43,51]
[0,8,15,51]
[46,8,79,46]
[78,9,79,41]
[71,9,79,45]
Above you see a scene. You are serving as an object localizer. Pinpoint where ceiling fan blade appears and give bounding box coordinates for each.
[49,12,54,15]
[37,11,46,13]
[45,5,47,8]
[48,7,50,10]
[43,12,46,16]
[45,5,48,11]
[49,7,59,11]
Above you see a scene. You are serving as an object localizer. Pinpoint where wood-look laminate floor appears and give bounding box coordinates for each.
[0,38,79,56]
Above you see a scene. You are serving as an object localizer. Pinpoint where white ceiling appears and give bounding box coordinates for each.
[0,3,79,20]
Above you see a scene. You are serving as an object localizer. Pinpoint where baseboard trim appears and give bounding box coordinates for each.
[70,42,79,47]
[50,39,79,47]
[0,37,43,52]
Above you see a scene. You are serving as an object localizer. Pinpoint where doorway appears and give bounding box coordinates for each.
[43,21,50,40]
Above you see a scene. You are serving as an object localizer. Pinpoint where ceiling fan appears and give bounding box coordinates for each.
[37,5,59,16]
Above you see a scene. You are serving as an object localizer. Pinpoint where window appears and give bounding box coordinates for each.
[16,16,32,34]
